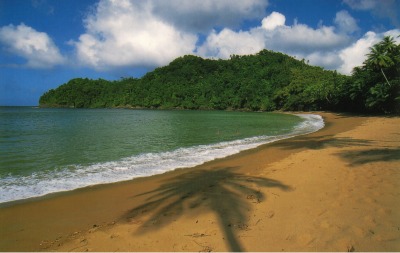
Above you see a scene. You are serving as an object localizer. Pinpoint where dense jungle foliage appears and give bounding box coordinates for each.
[39,36,400,113]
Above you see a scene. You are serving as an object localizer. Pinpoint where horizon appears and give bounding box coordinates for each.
[1,0,399,106]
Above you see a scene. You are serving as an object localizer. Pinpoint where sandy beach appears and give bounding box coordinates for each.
[0,112,399,252]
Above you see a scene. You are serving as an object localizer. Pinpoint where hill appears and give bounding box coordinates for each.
[39,49,347,111]
[40,36,400,114]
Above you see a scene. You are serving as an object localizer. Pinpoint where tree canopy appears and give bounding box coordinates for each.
[40,37,400,114]
[342,36,400,113]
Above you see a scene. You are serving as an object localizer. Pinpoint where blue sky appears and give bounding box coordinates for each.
[0,0,399,106]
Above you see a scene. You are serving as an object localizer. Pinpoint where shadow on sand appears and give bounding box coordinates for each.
[122,167,291,251]
[273,135,372,151]
[337,148,400,167]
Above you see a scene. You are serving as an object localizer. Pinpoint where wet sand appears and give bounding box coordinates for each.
[0,112,399,251]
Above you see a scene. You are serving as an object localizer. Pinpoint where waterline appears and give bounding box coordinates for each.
[0,114,323,203]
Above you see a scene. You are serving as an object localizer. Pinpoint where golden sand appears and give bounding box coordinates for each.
[1,112,399,251]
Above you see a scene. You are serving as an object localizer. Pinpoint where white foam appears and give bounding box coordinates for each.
[0,114,324,203]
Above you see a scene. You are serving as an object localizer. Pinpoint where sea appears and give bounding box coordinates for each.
[0,107,324,204]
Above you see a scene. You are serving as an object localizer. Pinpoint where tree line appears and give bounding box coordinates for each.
[39,36,399,114]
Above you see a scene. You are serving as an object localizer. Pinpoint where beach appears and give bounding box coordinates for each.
[0,112,399,251]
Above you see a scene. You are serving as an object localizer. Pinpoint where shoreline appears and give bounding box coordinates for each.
[0,112,322,205]
[1,112,399,251]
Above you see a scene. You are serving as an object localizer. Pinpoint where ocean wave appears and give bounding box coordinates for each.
[0,114,324,203]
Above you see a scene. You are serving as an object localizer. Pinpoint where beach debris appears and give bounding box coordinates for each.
[184,233,210,238]
[246,194,261,203]
[236,223,250,231]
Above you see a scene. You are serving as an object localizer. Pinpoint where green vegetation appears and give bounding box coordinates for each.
[342,36,400,113]
[39,36,400,113]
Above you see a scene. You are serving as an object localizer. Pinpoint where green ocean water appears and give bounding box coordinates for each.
[0,107,323,203]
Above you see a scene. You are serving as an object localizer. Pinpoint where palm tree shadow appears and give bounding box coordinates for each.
[122,167,291,252]
[274,135,372,150]
[337,148,400,167]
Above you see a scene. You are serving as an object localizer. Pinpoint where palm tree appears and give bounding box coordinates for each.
[381,36,397,53]
[365,36,397,86]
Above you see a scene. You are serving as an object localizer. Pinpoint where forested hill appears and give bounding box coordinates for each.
[39,50,346,111]
[40,37,400,113]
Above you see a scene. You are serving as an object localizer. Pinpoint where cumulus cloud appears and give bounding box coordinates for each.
[338,31,380,74]
[8,0,391,76]
[196,10,400,74]
[261,11,286,30]
[71,0,269,70]
[0,23,65,68]
[72,0,393,75]
[197,28,265,59]
[197,11,351,71]
[71,0,197,69]
[263,23,349,54]
[305,51,344,70]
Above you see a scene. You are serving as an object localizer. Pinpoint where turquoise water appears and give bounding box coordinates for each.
[0,107,324,203]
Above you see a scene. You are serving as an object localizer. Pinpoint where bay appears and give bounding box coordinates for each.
[0,107,323,203]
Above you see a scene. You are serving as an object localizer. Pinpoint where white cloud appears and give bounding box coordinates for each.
[198,11,350,65]
[338,31,379,74]
[23,0,392,76]
[197,28,265,59]
[261,11,286,30]
[263,23,349,54]
[196,11,400,75]
[71,0,270,70]
[334,10,359,34]
[71,0,383,74]
[0,23,65,68]
[72,0,197,69]
[303,51,344,70]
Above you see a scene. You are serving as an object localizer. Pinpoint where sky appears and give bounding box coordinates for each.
[0,0,399,106]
